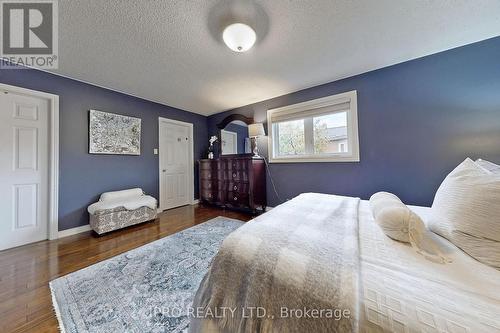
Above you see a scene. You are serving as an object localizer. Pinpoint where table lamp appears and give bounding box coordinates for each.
[248,123,265,157]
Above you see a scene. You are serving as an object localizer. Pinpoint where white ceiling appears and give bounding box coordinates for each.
[53,0,500,116]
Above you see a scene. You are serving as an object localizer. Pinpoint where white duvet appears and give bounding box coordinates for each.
[358,201,500,333]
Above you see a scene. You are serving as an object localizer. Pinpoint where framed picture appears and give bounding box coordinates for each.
[89,110,141,155]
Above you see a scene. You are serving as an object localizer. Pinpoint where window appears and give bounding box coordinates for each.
[267,90,359,163]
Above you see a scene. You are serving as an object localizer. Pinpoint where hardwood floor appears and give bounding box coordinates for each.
[0,204,253,333]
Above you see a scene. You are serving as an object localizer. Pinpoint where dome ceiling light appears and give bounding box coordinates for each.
[222,23,256,53]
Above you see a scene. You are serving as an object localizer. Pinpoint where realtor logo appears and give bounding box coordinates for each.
[1,0,58,69]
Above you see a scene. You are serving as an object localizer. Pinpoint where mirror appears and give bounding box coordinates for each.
[221,120,250,155]
[216,114,254,156]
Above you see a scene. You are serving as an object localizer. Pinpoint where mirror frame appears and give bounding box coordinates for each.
[216,114,254,157]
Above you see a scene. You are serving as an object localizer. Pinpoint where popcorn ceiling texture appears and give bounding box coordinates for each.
[54,0,500,115]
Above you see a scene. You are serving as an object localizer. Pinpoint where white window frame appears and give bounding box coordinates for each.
[267,90,359,163]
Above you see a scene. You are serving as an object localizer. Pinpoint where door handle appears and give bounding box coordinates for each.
[162,169,166,172]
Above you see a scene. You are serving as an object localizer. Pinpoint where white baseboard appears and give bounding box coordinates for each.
[158,199,199,213]
[58,224,91,238]
[265,206,274,212]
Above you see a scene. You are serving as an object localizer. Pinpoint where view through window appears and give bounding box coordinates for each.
[268,91,359,162]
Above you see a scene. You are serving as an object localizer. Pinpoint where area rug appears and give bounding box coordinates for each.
[50,217,243,333]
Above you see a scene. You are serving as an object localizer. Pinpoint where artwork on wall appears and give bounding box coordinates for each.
[89,110,141,155]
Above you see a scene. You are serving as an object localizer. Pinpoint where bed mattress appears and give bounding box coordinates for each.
[358,200,500,333]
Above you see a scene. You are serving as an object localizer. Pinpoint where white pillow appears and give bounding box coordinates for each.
[369,191,401,220]
[369,192,450,263]
[100,188,144,202]
[475,158,500,173]
[430,158,500,269]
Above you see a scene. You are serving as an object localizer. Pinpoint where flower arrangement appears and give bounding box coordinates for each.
[208,135,218,159]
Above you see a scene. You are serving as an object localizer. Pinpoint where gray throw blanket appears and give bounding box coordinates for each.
[190,193,360,333]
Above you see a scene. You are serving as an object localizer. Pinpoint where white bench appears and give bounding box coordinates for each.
[87,188,157,234]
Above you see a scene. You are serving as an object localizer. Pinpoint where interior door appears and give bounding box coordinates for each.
[0,90,49,250]
[159,120,191,210]
[221,130,237,155]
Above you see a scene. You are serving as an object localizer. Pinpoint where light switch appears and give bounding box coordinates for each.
[153,148,158,155]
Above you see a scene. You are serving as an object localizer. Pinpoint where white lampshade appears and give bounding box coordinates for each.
[222,23,256,53]
[248,123,265,137]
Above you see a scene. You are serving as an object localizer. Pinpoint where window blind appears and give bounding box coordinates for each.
[270,98,350,123]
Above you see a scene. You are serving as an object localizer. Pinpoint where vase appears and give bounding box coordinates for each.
[208,144,214,159]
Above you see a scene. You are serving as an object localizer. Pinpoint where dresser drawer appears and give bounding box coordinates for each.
[200,170,217,181]
[226,159,249,171]
[199,159,212,167]
[201,189,218,201]
[225,170,249,182]
[226,191,249,206]
[226,181,249,194]
[200,180,217,191]
[199,159,218,170]
[199,163,216,171]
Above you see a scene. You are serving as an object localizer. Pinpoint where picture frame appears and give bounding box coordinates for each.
[88,110,141,155]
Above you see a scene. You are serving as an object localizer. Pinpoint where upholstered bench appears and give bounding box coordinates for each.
[87,188,158,235]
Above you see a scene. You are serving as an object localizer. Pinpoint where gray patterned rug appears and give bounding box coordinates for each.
[50,217,243,333]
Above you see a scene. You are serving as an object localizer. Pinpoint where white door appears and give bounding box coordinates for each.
[221,130,237,155]
[0,90,49,250]
[159,119,193,210]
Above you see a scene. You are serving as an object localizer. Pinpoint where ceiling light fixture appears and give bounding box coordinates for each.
[222,23,256,53]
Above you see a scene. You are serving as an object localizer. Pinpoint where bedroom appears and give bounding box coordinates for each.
[0,1,499,332]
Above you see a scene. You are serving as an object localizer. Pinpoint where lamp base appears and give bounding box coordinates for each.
[251,137,260,157]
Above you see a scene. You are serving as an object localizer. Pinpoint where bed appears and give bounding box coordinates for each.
[190,193,500,333]
[358,201,500,333]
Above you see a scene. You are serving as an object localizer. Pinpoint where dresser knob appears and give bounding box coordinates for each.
[232,173,236,178]
[209,194,212,198]
[208,183,212,188]
[233,164,236,168]
[233,197,238,201]
[233,185,237,191]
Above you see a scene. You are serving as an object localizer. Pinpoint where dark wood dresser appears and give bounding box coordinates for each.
[199,155,266,213]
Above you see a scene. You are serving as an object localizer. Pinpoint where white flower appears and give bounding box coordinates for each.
[209,136,218,145]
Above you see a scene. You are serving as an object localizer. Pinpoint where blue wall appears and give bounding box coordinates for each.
[208,36,500,207]
[0,66,208,231]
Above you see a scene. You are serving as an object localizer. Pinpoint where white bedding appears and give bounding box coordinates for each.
[358,200,500,333]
